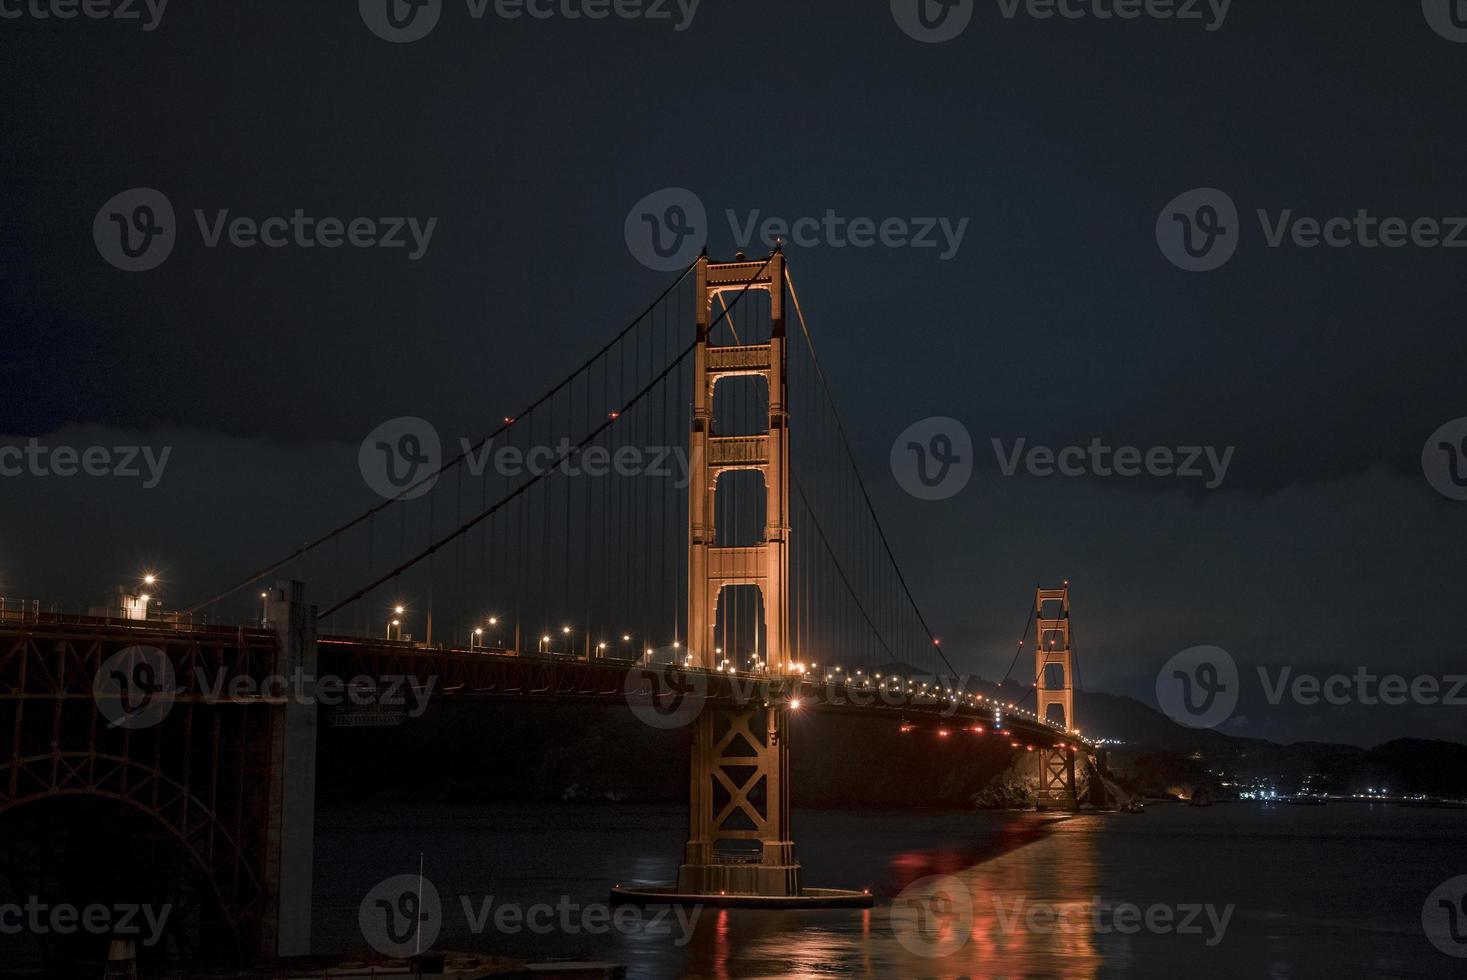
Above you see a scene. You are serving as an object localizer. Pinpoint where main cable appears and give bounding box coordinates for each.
[320,253,775,619]
[183,257,700,615]
[785,268,958,678]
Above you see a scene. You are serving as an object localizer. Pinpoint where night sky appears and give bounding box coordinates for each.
[3,2,1466,746]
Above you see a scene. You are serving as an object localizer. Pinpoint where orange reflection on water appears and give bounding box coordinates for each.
[671,815,1102,978]
[860,907,871,976]
[937,814,1102,979]
[713,908,729,980]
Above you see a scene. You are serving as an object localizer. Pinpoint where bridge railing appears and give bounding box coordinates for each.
[0,598,247,636]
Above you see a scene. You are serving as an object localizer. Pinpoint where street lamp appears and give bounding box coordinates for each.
[386,605,407,641]
[482,616,500,647]
[472,627,484,650]
[539,634,552,654]
[129,573,160,621]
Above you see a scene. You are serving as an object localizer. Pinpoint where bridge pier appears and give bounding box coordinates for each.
[677,705,801,897]
[1035,745,1079,812]
[259,581,317,958]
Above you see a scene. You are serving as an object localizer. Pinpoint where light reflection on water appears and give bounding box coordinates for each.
[668,814,1103,979]
[315,801,1467,979]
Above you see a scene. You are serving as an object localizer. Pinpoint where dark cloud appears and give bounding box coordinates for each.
[2,2,1464,746]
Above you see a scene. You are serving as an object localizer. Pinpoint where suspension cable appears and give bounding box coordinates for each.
[785,268,958,678]
[183,257,701,615]
[320,253,776,619]
[999,586,1038,686]
[791,473,898,664]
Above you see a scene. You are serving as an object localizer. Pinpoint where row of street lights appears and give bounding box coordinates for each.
[378,605,811,672]
[384,605,685,662]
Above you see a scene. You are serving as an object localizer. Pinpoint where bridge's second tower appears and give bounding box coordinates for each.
[1035,585,1072,728]
[1034,583,1078,811]
[679,251,801,897]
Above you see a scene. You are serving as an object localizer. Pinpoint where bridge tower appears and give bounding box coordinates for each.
[678,250,802,898]
[686,251,790,673]
[1034,583,1078,811]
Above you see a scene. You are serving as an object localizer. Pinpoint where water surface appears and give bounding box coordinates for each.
[313,800,1466,978]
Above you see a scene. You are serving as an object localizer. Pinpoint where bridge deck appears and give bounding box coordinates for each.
[0,614,1088,750]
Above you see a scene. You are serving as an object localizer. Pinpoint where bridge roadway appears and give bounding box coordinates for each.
[319,635,1087,749]
[0,610,1088,750]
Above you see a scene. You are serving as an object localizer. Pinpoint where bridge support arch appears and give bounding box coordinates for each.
[0,580,318,961]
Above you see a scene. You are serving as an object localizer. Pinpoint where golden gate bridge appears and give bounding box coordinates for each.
[0,249,1099,969]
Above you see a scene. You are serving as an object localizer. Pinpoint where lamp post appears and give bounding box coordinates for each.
[132,573,159,622]
[471,627,484,650]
